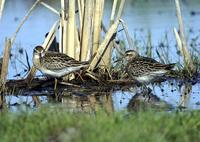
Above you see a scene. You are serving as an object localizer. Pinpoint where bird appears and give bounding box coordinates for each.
[32,45,89,78]
[124,50,175,84]
[127,88,173,112]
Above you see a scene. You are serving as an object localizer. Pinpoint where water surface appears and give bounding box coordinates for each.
[0,0,200,112]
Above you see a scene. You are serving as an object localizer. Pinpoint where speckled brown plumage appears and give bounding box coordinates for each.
[124,50,175,83]
[33,46,89,78]
[40,52,89,71]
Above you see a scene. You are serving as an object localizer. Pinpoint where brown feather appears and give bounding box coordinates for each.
[40,51,89,70]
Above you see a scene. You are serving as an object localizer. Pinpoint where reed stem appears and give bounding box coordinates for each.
[67,0,75,58]
[61,0,68,54]
[93,0,104,55]
[89,20,120,71]
[1,38,11,88]
[80,0,93,61]
[174,0,196,74]
[0,0,5,20]
[119,19,134,50]
[40,1,59,15]
[101,0,125,69]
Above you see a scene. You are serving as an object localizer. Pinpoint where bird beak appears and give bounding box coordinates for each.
[114,55,125,63]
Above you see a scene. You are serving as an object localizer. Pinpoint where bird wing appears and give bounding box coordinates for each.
[41,51,89,70]
[127,57,174,76]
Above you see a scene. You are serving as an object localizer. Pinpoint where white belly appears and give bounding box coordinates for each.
[39,65,88,78]
[135,70,167,83]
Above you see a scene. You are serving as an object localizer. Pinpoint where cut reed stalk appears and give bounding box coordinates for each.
[116,0,126,19]
[100,0,118,68]
[77,0,84,37]
[110,0,118,23]
[0,0,5,20]
[89,20,120,71]
[67,0,75,58]
[61,0,68,54]
[1,38,11,88]
[119,19,134,50]
[59,20,64,53]
[77,0,82,23]
[179,83,192,107]
[63,20,68,54]
[75,28,81,60]
[174,28,183,54]
[101,0,125,69]
[40,1,60,15]
[174,0,196,74]
[77,0,84,39]
[80,0,93,61]
[43,21,59,50]
[93,0,104,55]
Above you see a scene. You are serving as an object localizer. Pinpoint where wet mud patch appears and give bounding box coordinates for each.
[1,73,200,112]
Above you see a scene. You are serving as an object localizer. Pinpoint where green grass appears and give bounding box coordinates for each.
[0,106,200,142]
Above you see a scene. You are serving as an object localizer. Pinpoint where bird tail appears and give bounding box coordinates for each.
[81,54,96,65]
[165,63,176,70]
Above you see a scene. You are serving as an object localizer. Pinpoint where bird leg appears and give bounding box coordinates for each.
[75,72,84,82]
[141,85,152,102]
[54,78,58,100]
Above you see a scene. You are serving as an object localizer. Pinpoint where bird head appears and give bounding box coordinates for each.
[33,46,45,58]
[124,50,139,61]
[114,50,139,63]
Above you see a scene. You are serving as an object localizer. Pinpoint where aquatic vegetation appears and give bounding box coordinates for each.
[0,107,200,142]
[0,0,199,111]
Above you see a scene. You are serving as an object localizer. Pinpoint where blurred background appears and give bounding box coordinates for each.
[0,0,200,111]
[0,0,200,79]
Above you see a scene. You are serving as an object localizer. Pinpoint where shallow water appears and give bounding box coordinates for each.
[0,0,200,111]
[4,77,200,112]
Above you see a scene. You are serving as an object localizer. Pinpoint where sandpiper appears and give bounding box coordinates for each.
[32,46,89,78]
[124,50,175,84]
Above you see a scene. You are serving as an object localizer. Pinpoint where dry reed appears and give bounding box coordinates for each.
[6,0,41,85]
[60,0,68,54]
[119,19,134,50]
[89,20,120,71]
[40,1,60,15]
[1,38,11,88]
[174,0,196,74]
[67,0,75,58]
[77,0,84,38]
[80,0,94,61]
[93,0,104,55]
[101,0,125,69]
[179,83,192,107]
[0,38,11,108]
[0,0,5,20]
[3,0,124,85]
